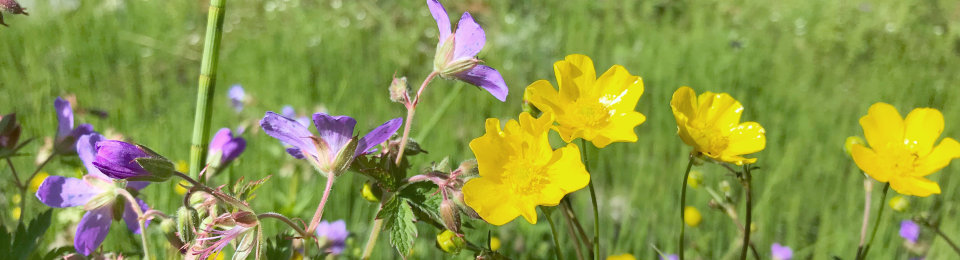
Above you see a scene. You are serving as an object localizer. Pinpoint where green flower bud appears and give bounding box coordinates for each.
[436,230,465,254]
[440,199,461,234]
[176,207,200,243]
[389,76,409,103]
[361,182,381,203]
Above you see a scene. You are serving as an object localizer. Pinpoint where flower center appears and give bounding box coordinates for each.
[568,100,611,129]
[883,146,921,176]
[689,121,729,156]
[503,156,549,195]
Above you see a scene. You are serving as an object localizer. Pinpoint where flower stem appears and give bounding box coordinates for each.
[579,139,600,260]
[855,178,873,257]
[739,165,753,260]
[857,183,889,260]
[394,71,438,165]
[258,212,310,238]
[117,189,151,260]
[5,158,23,190]
[360,217,384,259]
[542,206,566,260]
[561,199,594,258]
[306,175,336,235]
[18,154,53,223]
[188,0,227,183]
[678,154,695,260]
[917,218,960,256]
[558,202,586,260]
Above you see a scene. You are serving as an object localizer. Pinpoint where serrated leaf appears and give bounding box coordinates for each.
[11,210,52,260]
[378,196,417,257]
[398,182,443,225]
[232,176,272,201]
[263,234,293,260]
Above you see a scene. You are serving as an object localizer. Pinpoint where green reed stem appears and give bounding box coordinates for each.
[579,139,600,260]
[189,0,228,183]
[678,154,695,260]
[361,198,388,260]
[543,206,566,260]
[857,183,889,260]
[739,165,752,260]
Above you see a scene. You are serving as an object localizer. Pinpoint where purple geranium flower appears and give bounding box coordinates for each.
[428,0,508,102]
[35,133,150,255]
[228,85,246,112]
[208,128,246,169]
[316,220,349,255]
[282,105,311,127]
[660,254,678,260]
[771,243,793,260]
[260,112,402,175]
[54,97,94,154]
[900,220,920,243]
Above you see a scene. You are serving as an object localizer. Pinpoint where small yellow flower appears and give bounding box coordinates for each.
[684,206,702,227]
[687,170,703,189]
[606,253,636,260]
[463,112,590,225]
[174,180,190,195]
[889,195,909,212]
[489,236,501,251]
[670,86,766,165]
[11,207,21,220]
[524,54,646,148]
[851,102,960,197]
[175,160,189,172]
[29,171,49,193]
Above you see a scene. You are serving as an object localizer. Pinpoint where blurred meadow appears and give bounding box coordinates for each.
[3,0,960,259]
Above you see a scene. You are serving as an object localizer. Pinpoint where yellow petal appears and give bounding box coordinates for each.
[592,111,646,148]
[470,118,509,179]
[462,178,520,226]
[593,65,641,105]
[859,102,904,152]
[518,201,539,224]
[698,92,743,130]
[554,60,583,103]
[915,137,960,177]
[545,144,590,193]
[903,108,944,155]
[724,121,766,157]
[671,87,698,123]
[889,176,941,197]
[851,144,892,182]
[561,54,596,93]
[525,80,563,115]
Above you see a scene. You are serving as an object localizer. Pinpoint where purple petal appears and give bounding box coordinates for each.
[355,118,403,157]
[453,12,486,59]
[35,176,103,208]
[286,148,306,159]
[74,206,113,256]
[209,128,233,154]
[221,138,246,164]
[70,124,94,139]
[128,181,150,191]
[92,140,151,179]
[260,112,318,159]
[316,220,349,255]
[313,113,357,157]
[123,198,150,234]
[229,85,245,112]
[281,105,296,118]
[427,0,451,41]
[771,243,793,260]
[900,220,920,243]
[77,134,110,181]
[55,97,74,138]
[455,65,508,101]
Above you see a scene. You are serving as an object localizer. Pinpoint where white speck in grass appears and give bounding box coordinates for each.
[504,14,516,25]
[264,1,277,12]
[140,48,153,58]
[885,23,896,33]
[189,34,201,46]
[331,0,342,9]
[356,10,366,21]
[794,18,807,36]
[933,26,943,36]
[770,11,781,22]
[338,17,351,28]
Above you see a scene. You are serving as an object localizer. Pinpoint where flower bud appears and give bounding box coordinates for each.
[440,199,461,234]
[207,128,246,170]
[160,218,186,251]
[361,182,381,202]
[489,236,501,251]
[433,35,480,78]
[177,207,200,243]
[719,180,732,197]
[93,140,173,182]
[389,76,409,103]
[889,195,909,212]
[436,229,465,254]
[687,170,703,189]
[844,136,866,157]
[0,113,22,152]
[0,0,28,15]
[683,206,702,227]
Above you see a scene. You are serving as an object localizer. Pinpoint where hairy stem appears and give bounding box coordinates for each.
[918,218,960,256]
[542,206,565,260]
[258,212,310,238]
[360,218,384,259]
[855,178,873,258]
[117,189,151,260]
[559,202,586,260]
[739,165,753,260]
[394,71,438,165]
[306,175,336,234]
[579,139,600,260]
[561,199,594,257]
[188,0,227,183]
[678,154,695,260]
[6,158,23,190]
[857,183,889,260]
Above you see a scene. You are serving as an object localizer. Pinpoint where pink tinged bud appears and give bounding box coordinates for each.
[440,199,461,234]
[389,76,410,103]
[0,113,22,151]
[0,0,27,15]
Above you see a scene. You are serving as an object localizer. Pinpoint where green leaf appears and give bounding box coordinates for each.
[263,234,293,260]
[398,182,443,225]
[10,210,53,260]
[133,157,175,182]
[377,196,417,257]
[231,175,272,201]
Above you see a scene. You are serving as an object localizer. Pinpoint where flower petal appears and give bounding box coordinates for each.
[93,140,150,179]
[671,87,699,147]
[915,137,960,177]
[903,108,944,155]
[77,133,110,181]
[313,113,357,156]
[595,65,644,113]
[592,111,645,148]
[127,181,150,191]
[55,97,74,138]
[469,118,510,179]
[724,121,766,158]
[544,143,589,197]
[462,178,519,226]
[209,128,234,154]
[123,198,150,234]
[851,144,892,182]
[697,92,743,130]
[260,111,318,159]
[890,176,941,197]
[453,12,486,59]
[427,0,451,42]
[859,102,904,152]
[555,54,596,97]
[74,206,113,256]
[456,65,508,102]
[525,80,562,114]
[355,117,403,157]
[35,176,102,208]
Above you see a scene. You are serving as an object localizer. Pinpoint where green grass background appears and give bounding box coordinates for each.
[2,0,960,259]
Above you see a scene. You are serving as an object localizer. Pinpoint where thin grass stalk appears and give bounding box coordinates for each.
[189,0,228,182]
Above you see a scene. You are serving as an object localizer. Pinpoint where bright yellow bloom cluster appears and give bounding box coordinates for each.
[670,86,766,165]
[850,102,960,197]
[524,54,646,148]
[462,112,590,225]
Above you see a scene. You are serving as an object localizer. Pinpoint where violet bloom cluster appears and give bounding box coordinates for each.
[900,220,920,243]
[54,97,94,154]
[771,243,793,260]
[35,133,150,255]
[229,84,246,112]
[260,112,401,176]
[428,0,509,102]
[316,220,349,255]
[208,128,246,169]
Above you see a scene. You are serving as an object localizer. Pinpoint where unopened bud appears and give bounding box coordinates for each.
[844,136,866,157]
[160,218,185,251]
[436,230,465,254]
[389,76,409,103]
[683,206,702,227]
[232,211,259,227]
[440,199,461,234]
[687,170,703,189]
[455,191,481,219]
[719,180,732,197]
[0,113,22,151]
[176,207,199,243]
[889,196,909,212]
[361,182,381,203]
[456,159,479,177]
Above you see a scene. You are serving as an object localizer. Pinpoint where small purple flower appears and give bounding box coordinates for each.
[316,220,349,255]
[208,128,246,169]
[54,97,94,154]
[36,133,150,255]
[427,0,508,102]
[660,254,678,260]
[771,243,793,260]
[260,112,402,175]
[93,140,172,182]
[228,85,246,112]
[900,220,920,243]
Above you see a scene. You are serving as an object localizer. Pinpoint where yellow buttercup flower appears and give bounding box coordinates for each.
[462,112,590,225]
[524,54,646,148]
[683,206,702,227]
[489,236,501,251]
[670,86,766,165]
[606,253,636,260]
[889,195,909,212]
[851,102,960,197]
